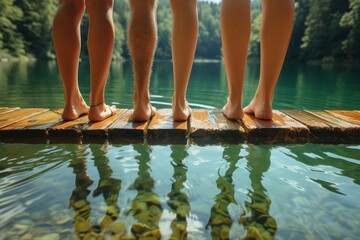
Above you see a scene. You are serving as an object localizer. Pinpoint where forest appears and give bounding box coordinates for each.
[1,0,359,62]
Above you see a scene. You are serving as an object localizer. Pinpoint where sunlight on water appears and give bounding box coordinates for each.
[0,143,359,239]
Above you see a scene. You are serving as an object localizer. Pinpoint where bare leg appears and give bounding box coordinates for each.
[221,0,251,120]
[53,0,89,121]
[244,0,294,120]
[128,0,157,122]
[170,0,198,121]
[86,0,116,122]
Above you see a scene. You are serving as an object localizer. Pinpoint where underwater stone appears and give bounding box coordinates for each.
[142,229,161,238]
[220,225,230,240]
[106,220,126,235]
[120,234,136,240]
[19,233,33,240]
[106,205,120,218]
[39,233,60,240]
[74,200,87,209]
[83,231,105,240]
[134,211,149,223]
[148,205,162,217]
[131,223,150,235]
[98,215,113,231]
[13,223,30,235]
[74,218,92,233]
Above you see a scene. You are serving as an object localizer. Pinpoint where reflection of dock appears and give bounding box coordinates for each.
[0,107,359,144]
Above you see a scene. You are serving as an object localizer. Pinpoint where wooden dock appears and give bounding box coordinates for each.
[0,107,359,144]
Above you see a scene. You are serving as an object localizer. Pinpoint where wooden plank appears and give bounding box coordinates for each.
[326,110,360,126]
[108,110,148,144]
[305,110,360,143]
[0,108,20,114]
[240,110,309,144]
[48,114,89,142]
[0,109,63,140]
[147,108,188,144]
[282,110,334,143]
[82,109,127,141]
[0,108,48,129]
[190,109,228,145]
[212,109,245,142]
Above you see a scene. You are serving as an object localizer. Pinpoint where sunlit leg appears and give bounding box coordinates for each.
[86,0,116,122]
[221,0,251,121]
[170,0,198,121]
[244,0,294,120]
[53,0,89,120]
[128,0,157,122]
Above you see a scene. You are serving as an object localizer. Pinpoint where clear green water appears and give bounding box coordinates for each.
[0,61,360,239]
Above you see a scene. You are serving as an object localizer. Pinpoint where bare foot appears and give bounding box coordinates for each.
[62,99,89,121]
[172,99,191,122]
[88,103,116,122]
[132,103,156,122]
[244,98,273,120]
[221,98,244,120]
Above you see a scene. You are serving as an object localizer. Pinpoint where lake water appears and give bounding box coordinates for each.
[0,61,360,240]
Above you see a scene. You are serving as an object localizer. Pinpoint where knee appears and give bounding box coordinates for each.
[60,0,85,16]
[170,0,196,10]
[129,0,156,13]
[86,0,114,16]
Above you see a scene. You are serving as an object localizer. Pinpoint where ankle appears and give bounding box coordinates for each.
[172,96,187,107]
[133,91,150,105]
[227,96,242,107]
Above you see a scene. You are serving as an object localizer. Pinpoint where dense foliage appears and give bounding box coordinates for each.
[0,0,359,62]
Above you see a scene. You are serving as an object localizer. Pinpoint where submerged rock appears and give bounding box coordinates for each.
[39,233,60,240]
[131,223,150,235]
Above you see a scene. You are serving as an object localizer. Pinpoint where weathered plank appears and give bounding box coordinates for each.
[0,109,63,141]
[82,109,127,141]
[240,110,309,144]
[212,109,245,142]
[147,108,188,144]
[305,110,360,143]
[108,110,148,143]
[282,110,332,143]
[0,108,48,129]
[189,109,226,145]
[48,114,89,142]
[0,108,20,114]
[326,110,360,126]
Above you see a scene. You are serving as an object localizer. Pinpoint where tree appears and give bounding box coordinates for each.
[301,0,332,60]
[14,0,57,59]
[340,0,360,59]
[196,2,221,59]
[287,0,309,61]
[0,0,25,58]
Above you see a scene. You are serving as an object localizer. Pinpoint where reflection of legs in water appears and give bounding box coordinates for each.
[244,0,295,120]
[69,144,122,238]
[68,145,94,238]
[167,145,191,239]
[128,144,163,238]
[90,145,121,229]
[206,145,241,239]
[242,145,277,239]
